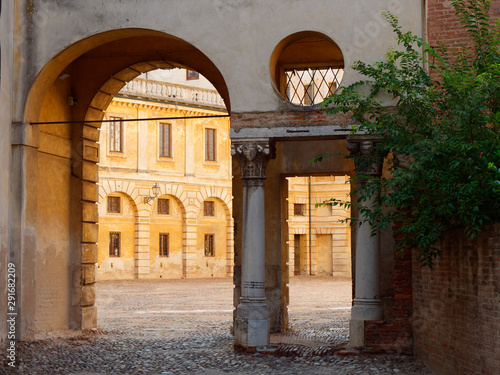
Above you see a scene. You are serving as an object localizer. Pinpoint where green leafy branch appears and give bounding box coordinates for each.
[319,0,500,268]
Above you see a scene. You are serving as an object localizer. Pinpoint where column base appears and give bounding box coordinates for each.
[350,298,383,348]
[234,300,269,348]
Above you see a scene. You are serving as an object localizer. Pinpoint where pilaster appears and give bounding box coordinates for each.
[9,123,40,340]
[135,208,151,278]
[80,122,100,330]
[183,217,198,278]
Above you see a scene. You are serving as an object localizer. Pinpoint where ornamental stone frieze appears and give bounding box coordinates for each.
[231,139,275,183]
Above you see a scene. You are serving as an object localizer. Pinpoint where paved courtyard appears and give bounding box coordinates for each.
[2,278,432,374]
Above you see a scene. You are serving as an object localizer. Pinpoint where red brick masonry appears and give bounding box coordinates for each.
[427,0,500,48]
[412,224,500,375]
[364,225,414,355]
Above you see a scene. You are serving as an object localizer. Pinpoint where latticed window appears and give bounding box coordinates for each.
[328,81,338,96]
[284,67,343,106]
[107,196,121,213]
[109,232,121,257]
[303,83,314,106]
[204,201,215,216]
[109,117,123,152]
[204,234,214,257]
[294,203,306,216]
[159,123,171,157]
[158,198,170,215]
[205,128,216,161]
[159,233,169,257]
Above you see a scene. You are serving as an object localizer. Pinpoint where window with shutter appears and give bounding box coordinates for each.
[107,196,121,213]
[158,198,170,215]
[204,234,214,257]
[204,201,215,217]
[109,117,123,152]
[205,128,216,161]
[159,123,171,157]
[109,232,121,257]
[159,233,169,257]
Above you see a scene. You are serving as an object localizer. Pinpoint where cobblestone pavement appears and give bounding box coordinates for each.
[1,277,432,375]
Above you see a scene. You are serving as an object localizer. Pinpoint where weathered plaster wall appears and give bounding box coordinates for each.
[149,195,184,279]
[196,199,230,278]
[35,79,74,334]
[97,193,136,280]
[18,0,423,121]
[0,0,14,348]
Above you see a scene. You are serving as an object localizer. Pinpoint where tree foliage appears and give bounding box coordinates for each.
[321,0,500,268]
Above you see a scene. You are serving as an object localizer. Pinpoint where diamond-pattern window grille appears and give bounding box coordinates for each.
[284,67,343,106]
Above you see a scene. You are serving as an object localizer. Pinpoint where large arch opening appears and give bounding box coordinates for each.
[23,29,232,336]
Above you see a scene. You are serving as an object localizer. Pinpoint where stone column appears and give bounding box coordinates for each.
[232,139,273,348]
[347,137,384,348]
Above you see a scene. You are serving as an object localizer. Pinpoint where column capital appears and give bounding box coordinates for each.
[231,139,274,183]
[346,136,384,177]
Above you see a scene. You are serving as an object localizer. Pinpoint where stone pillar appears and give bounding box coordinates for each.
[80,124,101,329]
[226,217,235,277]
[137,110,148,173]
[347,137,384,348]
[183,217,198,278]
[232,139,273,348]
[9,123,40,340]
[135,208,151,279]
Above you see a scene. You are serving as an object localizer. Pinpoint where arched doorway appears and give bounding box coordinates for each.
[20,29,231,338]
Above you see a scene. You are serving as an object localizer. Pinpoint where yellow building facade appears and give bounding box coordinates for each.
[97,73,233,280]
[287,176,351,278]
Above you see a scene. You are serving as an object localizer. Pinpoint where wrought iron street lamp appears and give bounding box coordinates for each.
[143,183,161,203]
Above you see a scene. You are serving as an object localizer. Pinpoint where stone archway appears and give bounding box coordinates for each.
[18,29,230,338]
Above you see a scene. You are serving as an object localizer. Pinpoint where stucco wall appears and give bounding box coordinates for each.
[98,193,137,280]
[0,0,14,348]
[16,0,423,121]
[35,79,74,333]
[149,196,184,279]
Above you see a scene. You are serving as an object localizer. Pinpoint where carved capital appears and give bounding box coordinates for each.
[347,137,384,177]
[231,139,274,182]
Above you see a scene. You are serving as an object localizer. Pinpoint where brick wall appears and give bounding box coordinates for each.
[427,0,500,48]
[412,224,500,375]
[364,224,413,354]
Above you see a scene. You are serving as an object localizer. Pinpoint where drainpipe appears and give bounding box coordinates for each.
[308,175,312,275]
